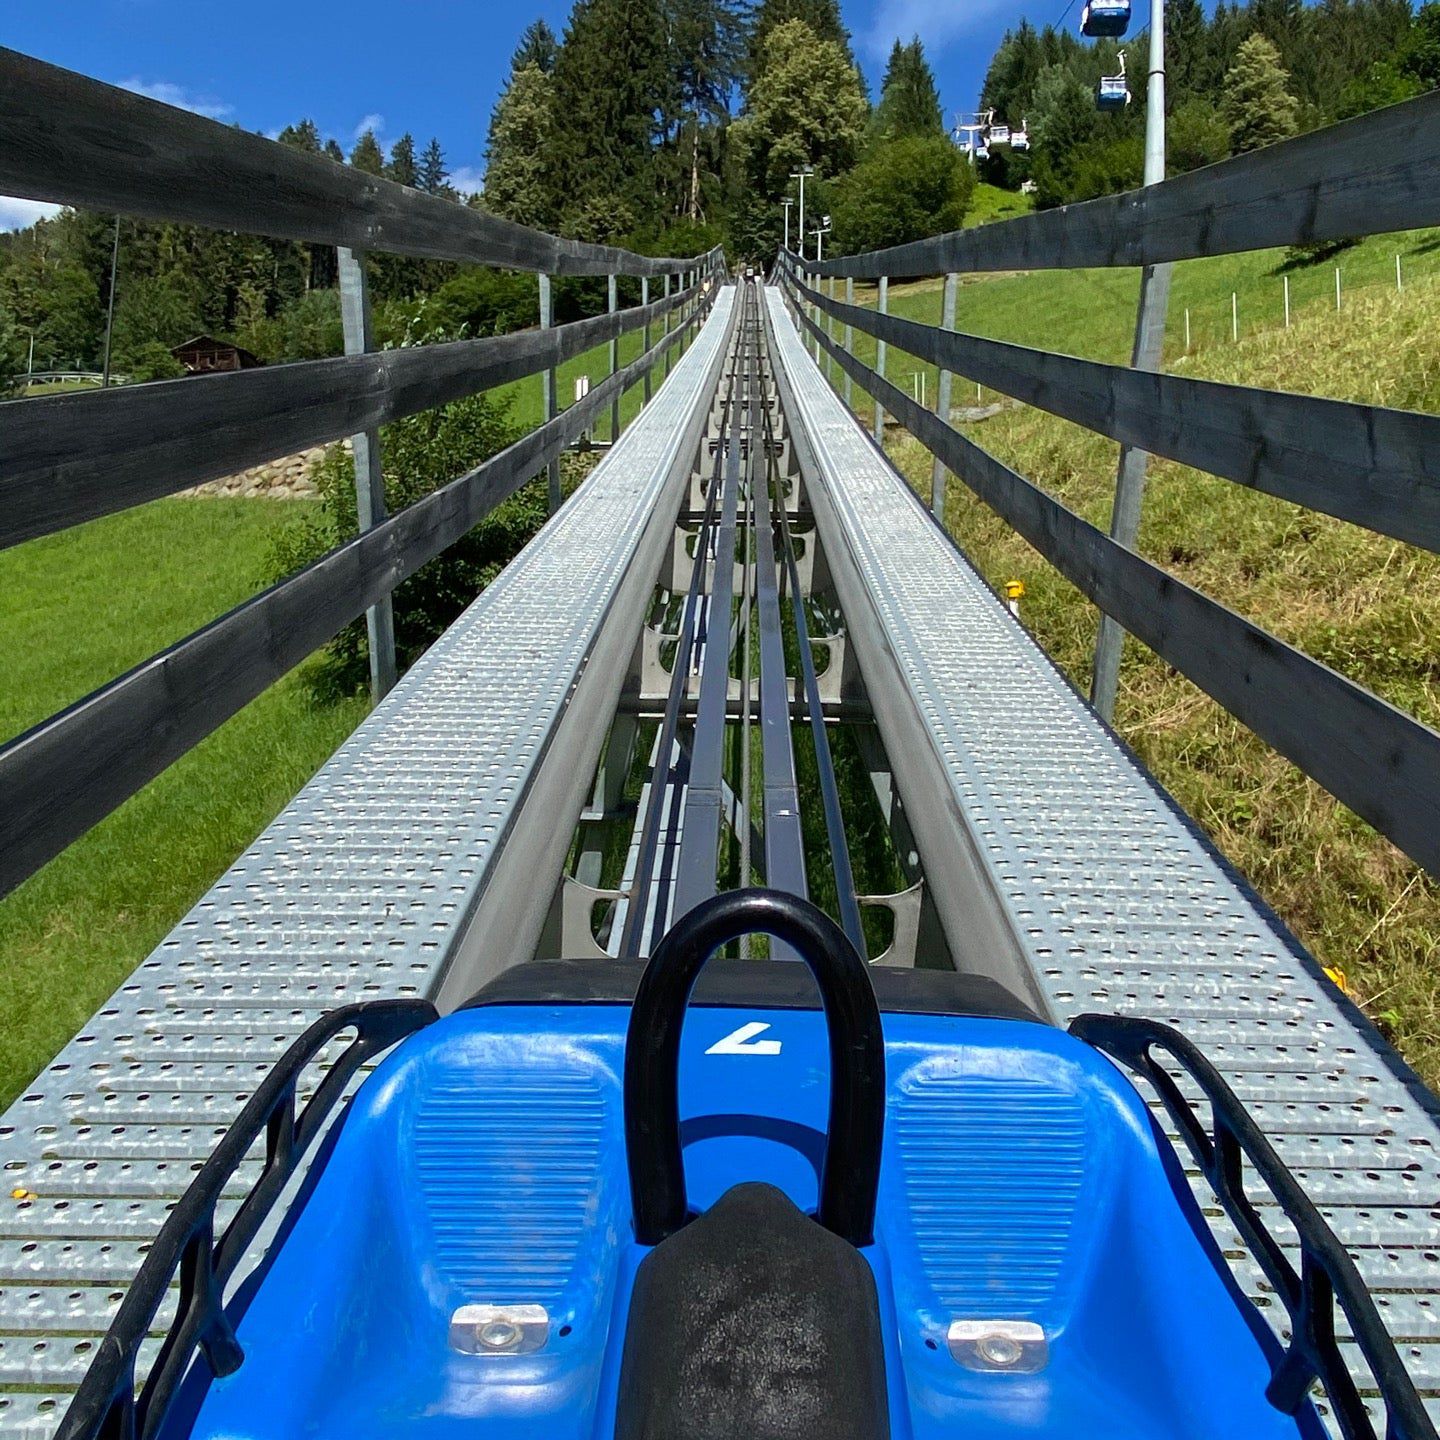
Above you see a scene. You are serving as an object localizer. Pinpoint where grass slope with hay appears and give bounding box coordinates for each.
[826,233,1440,1084]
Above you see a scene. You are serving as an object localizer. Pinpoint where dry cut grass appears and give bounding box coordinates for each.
[885,271,1440,1086]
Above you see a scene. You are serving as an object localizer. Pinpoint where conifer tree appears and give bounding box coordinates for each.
[871,37,944,143]
[276,119,322,154]
[749,0,856,76]
[549,0,667,228]
[350,129,385,175]
[485,64,557,228]
[388,133,418,187]
[418,138,450,193]
[1222,33,1300,152]
[512,18,559,74]
[664,0,747,220]
[732,18,869,199]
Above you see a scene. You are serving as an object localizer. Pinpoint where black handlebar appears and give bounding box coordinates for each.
[624,888,885,1247]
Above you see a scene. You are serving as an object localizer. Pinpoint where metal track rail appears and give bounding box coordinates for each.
[0,291,737,1437]
[763,285,1440,1423]
[672,288,750,924]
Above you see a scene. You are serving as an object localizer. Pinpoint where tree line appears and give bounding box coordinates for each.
[3,0,1437,392]
[978,0,1440,209]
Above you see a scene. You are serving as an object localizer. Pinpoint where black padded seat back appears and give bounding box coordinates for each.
[614,1182,890,1440]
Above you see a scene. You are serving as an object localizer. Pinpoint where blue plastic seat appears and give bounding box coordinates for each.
[186,1005,1319,1440]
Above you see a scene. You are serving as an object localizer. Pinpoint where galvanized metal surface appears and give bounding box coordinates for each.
[0,290,736,1435]
[765,286,1440,1406]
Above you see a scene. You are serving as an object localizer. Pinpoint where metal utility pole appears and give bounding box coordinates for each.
[789,167,813,254]
[338,246,398,703]
[1091,0,1170,722]
[539,273,561,512]
[100,214,121,388]
[931,272,959,519]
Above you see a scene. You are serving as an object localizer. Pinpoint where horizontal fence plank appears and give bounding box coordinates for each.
[781,280,1440,881]
[0,48,715,279]
[0,281,700,549]
[800,91,1440,280]
[787,266,1440,553]
[0,297,711,901]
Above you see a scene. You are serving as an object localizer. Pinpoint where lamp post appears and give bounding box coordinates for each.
[100,214,121,388]
[788,166,813,255]
[810,218,831,263]
[782,197,794,254]
[1091,0,1169,722]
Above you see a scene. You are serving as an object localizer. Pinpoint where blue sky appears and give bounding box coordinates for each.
[3,0,1042,231]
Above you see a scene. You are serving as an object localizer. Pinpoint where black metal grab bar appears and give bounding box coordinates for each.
[55,999,437,1440]
[1072,1013,1436,1440]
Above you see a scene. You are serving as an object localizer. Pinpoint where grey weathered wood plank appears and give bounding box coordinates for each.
[786,289,1440,880]
[0,281,698,549]
[802,92,1440,280]
[0,48,715,279]
[791,268,1440,553]
[0,302,708,900]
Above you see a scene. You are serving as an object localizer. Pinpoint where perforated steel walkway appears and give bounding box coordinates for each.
[0,291,735,1436]
[764,285,1440,1422]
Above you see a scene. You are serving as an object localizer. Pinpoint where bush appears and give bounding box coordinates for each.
[426,268,539,338]
[830,135,974,256]
[116,339,187,382]
[268,390,535,700]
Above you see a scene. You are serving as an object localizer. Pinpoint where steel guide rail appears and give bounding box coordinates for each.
[620,298,745,955]
[762,286,1440,1417]
[672,288,750,923]
[0,291,738,1437]
[780,270,1440,885]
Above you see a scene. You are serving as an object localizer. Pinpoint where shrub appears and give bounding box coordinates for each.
[830,135,974,256]
[268,390,536,701]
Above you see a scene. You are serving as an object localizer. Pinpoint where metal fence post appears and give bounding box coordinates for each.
[608,273,620,441]
[844,276,854,409]
[1091,0,1170,722]
[539,273,561,512]
[827,277,837,385]
[642,276,652,403]
[930,272,958,520]
[874,275,889,445]
[663,273,672,378]
[337,246,397,703]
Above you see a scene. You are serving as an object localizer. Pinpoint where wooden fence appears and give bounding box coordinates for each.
[0,47,723,899]
[779,88,1440,880]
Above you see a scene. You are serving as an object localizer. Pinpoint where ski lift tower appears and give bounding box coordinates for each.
[1090,0,1171,720]
[953,112,988,162]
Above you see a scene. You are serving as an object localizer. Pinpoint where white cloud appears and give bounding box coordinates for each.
[0,195,62,233]
[449,165,486,197]
[862,0,1009,60]
[353,112,386,142]
[118,77,234,120]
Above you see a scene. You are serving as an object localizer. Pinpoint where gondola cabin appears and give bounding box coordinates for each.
[1081,0,1131,36]
[1097,73,1131,110]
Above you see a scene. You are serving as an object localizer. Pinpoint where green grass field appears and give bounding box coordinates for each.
[816,231,1440,1085]
[0,500,367,1107]
[0,322,680,1109]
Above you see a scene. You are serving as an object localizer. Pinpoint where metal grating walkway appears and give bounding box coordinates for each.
[765,285,1440,1416]
[0,290,735,1436]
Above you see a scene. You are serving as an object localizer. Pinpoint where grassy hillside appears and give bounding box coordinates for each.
[0,500,367,1107]
[830,235,1440,1085]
